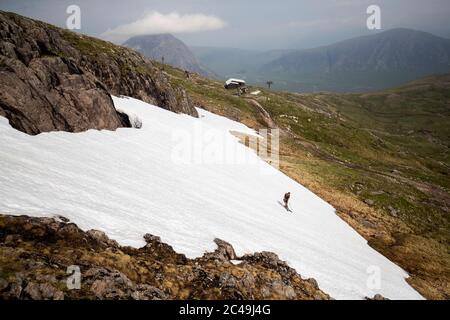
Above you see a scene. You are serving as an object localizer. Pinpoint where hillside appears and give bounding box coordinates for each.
[0,11,197,135]
[260,28,450,92]
[159,64,450,299]
[0,94,423,300]
[124,34,215,78]
[0,12,448,300]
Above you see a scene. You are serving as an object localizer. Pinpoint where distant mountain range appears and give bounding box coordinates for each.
[192,28,450,93]
[190,47,294,80]
[124,34,215,78]
[122,29,450,93]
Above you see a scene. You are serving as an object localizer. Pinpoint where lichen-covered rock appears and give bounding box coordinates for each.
[139,233,188,265]
[203,238,238,262]
[23,282,64,300]
[0,214,331,300]
[0,278,9,291]
[86,230,119,248]
[0,11,197,135]
[241,251,297,279]
[87,268,133,299]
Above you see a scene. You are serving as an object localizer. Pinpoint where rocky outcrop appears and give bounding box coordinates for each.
[22,282,64,300]
[203,238,238,262]
[0,214,330,300]
[86,268,167,300]
[0,11,197,135]
[365,294,389,300]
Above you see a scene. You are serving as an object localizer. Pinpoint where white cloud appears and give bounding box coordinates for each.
[101,11,226,43]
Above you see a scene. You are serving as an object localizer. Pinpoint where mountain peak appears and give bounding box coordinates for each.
[124,34,215,78]
[260,28,450,92]
[125,33,179,42]
[373,27,448,40]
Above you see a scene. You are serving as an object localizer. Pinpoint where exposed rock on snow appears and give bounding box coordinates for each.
[203,239,238,262]
[116,108,143,129]
[366,294,389,300]
[86,267,168,300]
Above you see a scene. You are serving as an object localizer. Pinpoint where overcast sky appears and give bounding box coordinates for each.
[1,0,450,50]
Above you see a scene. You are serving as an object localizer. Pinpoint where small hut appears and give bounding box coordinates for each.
[224,78,246,90]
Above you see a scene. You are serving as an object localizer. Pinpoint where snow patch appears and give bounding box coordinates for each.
[0,96,423,300]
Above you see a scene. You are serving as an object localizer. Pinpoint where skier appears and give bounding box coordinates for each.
[283,192,291,210]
